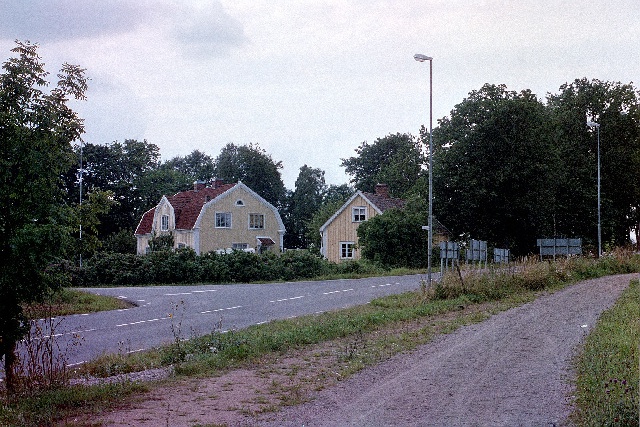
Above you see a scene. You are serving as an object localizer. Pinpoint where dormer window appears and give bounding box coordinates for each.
[236,200,244,206]
[161,214,169,231]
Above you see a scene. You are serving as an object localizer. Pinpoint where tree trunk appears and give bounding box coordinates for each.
[2,338,18,396]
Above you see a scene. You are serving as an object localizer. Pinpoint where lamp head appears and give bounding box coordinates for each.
[414,53,433,62]
[586,121,600,128]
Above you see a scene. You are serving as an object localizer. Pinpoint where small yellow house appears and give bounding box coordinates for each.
[319,184,405,263]
[135,180,285,255]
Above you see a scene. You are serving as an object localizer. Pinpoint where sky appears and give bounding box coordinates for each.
[1,0,638,190]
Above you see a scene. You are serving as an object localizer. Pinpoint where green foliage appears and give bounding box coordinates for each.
[341,132,425,197]
[357,200,427,268]
[213,142,286,208]
[284,165,326,248]
[572,279,639,426]
[0,41,87,391]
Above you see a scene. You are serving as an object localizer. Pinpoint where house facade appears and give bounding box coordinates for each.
[135,180,285,255]
[319,184,405,263]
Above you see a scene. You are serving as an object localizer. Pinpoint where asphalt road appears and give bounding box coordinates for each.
[45,274,431,367]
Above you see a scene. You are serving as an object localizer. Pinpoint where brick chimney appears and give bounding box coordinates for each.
[210,178,225,188]
[194,180,206,192]
[375,183,390,198]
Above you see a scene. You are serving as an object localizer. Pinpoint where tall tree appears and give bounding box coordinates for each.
[64,139,162,237]
[433,84,556,255]
[213,142,286,207]
[341,133,425,197]
[162,149,215,182]
[284,165,326,248]
[547,78,640,250]
[0,41,87,392]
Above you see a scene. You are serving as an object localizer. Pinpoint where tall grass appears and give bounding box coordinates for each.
[571,279,639,426]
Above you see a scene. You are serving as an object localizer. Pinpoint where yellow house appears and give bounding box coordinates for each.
[319,184,405,263]
[135,180,285,255]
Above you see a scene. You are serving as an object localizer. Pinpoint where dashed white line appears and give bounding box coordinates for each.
[115,317,168,327]
[200,305,242,314]
[322,288,354,295]
[371,283,393,288]
[270,295,305,303]
[165,289,217,296]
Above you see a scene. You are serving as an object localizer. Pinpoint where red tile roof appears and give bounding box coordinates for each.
[134,183,236,235]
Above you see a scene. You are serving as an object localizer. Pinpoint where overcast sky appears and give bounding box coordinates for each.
[1,1,638,189]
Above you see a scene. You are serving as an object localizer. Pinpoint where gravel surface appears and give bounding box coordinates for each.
[257,274,635,427]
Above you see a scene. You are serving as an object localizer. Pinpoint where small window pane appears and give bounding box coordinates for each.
[161,215,169,231]
[216,212,232,228]
[340,242,354,259]
[352,207,366,222]
[249,213,265,229]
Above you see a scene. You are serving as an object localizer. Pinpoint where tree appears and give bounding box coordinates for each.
[357,197,427,268]
[213,142,286,207]
[162,149,215,182]
[284,165,326,248]
[546,78,640,250]
[63,139,163,238]
[341,133,425,197]
[304,184,353,253]
[0,41,87,392]
[433,84,556,255]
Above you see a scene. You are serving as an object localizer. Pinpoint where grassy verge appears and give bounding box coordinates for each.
[2,253,639,426]
[571,279,639,426]
[25,288,134,319]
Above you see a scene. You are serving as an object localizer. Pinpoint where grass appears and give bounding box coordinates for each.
[571,279,639,426]
[2,252,640,426]
[25,288,134,319]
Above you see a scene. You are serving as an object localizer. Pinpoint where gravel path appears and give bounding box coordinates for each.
[257,274,635,427]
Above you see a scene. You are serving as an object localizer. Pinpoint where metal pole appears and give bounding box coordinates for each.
[414,53,433,286]
[79,140,83,267]
[428,59,433,287]
[597,125,601,258]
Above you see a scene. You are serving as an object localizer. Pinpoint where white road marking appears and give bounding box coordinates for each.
[270,295,305,303]
[126,348,145,354]
[322,288,354,295]
[164,292,193,296]
[193,290,217,293]
[371,283,393,288]
[115,317,168,327]
[67,361,87,367]
[200,305,242,314]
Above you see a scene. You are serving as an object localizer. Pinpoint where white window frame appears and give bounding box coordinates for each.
[215,212,232,228]
[161,214,169,231]
[249,213,265,229]
[352,206,366,222]
[232,242,248,250]
[340,241,355,259]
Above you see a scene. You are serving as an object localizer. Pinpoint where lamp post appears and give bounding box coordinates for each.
[586,121,601,257]
[414,53,433,286]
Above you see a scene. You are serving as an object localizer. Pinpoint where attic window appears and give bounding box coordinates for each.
[161,214,169,231]
[236,200,244,206]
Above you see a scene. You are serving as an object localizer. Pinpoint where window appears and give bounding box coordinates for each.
[232,243,248,250]
[236,200,244,206]
[249,213,265,229]
[215,212,232,228]
[161,214,169,231]
[352,207,366,222]
[177,243,186,249]
[340,242,355,259]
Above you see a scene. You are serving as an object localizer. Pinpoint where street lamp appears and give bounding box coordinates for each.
[586,120,601,257]
[414,53,433,286]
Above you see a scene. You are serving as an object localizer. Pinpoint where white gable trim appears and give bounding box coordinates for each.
[152,196,175,233]
[192,182,286,241]
[318,191,382,233]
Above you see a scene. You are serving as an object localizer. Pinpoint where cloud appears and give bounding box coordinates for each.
[0,0,150,42]
[170,2,248,58]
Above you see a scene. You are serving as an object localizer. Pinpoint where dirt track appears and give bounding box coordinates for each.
[256,274,634,426]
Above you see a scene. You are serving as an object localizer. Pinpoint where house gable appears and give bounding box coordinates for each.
[319,185,405,263]
[134,181,285,255]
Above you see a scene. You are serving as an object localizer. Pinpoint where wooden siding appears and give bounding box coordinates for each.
[322,195,380,263]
